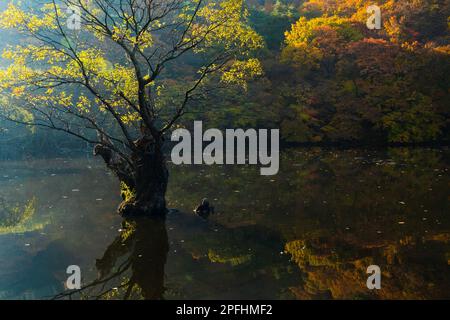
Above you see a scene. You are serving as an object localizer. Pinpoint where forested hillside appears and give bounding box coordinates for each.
[190,0,450,145]
[0,0,449,160]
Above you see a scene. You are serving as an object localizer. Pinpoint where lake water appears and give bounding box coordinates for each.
[0,147,449,299]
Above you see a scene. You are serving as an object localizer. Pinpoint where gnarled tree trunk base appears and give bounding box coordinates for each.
[94,137,169,218]
[118,199,168,217]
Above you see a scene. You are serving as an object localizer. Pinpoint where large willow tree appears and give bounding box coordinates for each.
[0,0,263,215]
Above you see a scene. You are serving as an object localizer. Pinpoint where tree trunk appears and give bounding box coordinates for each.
[95,138,169,217]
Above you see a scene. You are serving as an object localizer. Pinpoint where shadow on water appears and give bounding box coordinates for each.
[54,216,169,300]
[52,211,298,300]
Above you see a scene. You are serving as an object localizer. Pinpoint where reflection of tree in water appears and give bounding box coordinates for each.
[0,197,34,226]
[51,147,449,299]
[0,196,48,234]
[54,216,168,300]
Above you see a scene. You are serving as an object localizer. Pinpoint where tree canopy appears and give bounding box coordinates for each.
[0,0,263,152]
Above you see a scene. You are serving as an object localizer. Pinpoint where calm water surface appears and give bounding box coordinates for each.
[0,147,449,299]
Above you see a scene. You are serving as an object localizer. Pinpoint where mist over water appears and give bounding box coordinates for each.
[0,147,448,299]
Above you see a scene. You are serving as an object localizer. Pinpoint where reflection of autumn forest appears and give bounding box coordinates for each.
[166,148,449,299]
[0,148,448,299]
[46,148,449,300]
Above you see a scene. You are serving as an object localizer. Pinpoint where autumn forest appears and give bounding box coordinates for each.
[0,0,448,302]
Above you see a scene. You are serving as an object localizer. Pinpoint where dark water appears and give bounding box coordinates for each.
[0,147,449,300]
